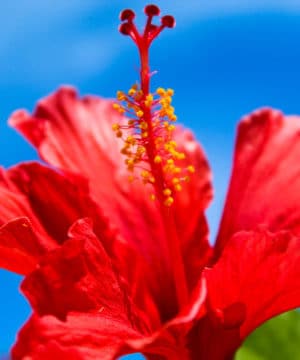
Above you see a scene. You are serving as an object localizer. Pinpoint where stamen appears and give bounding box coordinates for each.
[114,6,195,207]
[115,5,191,309]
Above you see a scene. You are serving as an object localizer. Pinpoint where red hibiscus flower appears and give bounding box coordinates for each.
[2,4,300,360]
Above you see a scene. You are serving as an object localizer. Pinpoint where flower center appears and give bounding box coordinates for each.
[112,4,195,207]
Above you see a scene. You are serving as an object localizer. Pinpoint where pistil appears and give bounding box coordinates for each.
[115,4,192,309]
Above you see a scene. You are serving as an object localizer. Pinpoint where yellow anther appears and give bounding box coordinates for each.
[166,108,175,117]
[166,88,174,96]
[170,115,177,122]
[121,148,130,155]
[141,170,150,178]
[163,188,172,196]
[150,194,156,201]
[146,94,153,101]
[167,159,174,165]
[184,176,190,182]
[121,143,130,152]
[187,165,195,173]
[175,152,185,160]
[169,150,177,158]
[164,196,174,207]
[128,175,135,183]
[145,94,153,107]
[126,135,136,145]
[126,158,134,165]
[174,167,181,174]
[172,177,180,184]
[117,91,126,101]
[174,184,182,192]
[139,121,148,130]
[149,176,155,183]
[128,88,136,96]
[154,155,162,164]
[137,146,146,155]
[160,99,169,107]
[112,123,120,131]
[156,87,165,96]
[165,96,172,104]
[141,131,148,138]
[169,140,177,148]
[126,159,135,171]
[113,104,125,113]
[136,110,144,118]
[167,125,175,132]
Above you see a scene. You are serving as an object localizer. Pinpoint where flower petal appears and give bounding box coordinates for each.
[6,162,114,246]
[13,274,207,360]
[173,128,213,291]
[21,218,146,326]
[9,86,126,207]
[0,162,118,274]
[0,166,53,244]
[0,218,41,274]
[12,218,154,360]
[12,313,143,360]
[120,277,208,359]
[216,109,300,256]
[10,87,213,313]
[194,230,300,359]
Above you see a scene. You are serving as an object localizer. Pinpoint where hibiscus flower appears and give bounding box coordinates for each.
[2,4,300,360]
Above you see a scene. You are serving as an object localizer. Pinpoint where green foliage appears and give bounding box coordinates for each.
[235,311,300,360]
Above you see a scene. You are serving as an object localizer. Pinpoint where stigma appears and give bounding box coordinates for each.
[112,5,195,206]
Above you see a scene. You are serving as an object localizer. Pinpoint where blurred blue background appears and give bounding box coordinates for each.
[1,0,300,357]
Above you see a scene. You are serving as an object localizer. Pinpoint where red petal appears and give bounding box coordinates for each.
[21,218,150,330]
[216,109,300,257]
[173,128,213,291]
[12,313,143,360]
[119,277,207,359]
[0,167,53,245]
[12,218,152,359]
[195,230,300,359]
[9,87,126,207]
[9,87,213,318]
[13,278,207,360]
[7,162,114,246]
[2,161,161,326]
[0,162,117,274]
[0,218,41,274]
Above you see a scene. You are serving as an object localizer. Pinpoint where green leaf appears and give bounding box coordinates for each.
[235,311,300,360]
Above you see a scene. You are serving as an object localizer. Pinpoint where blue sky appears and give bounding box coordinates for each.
[1,0,300,357]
